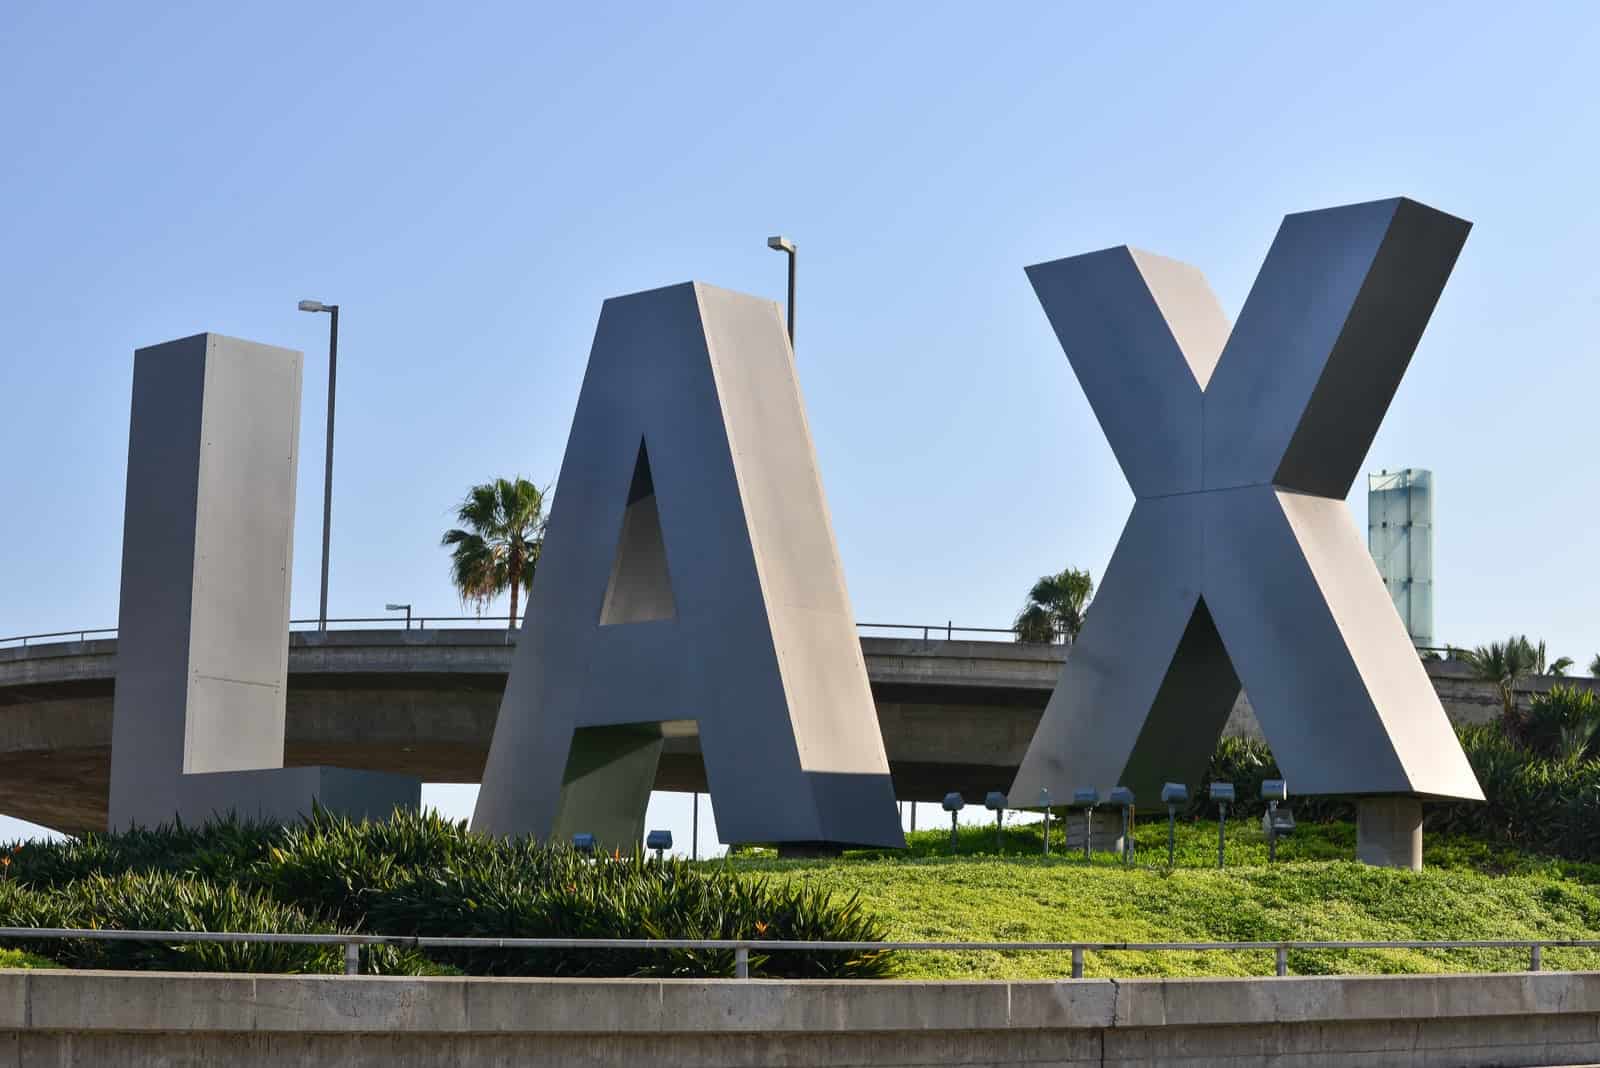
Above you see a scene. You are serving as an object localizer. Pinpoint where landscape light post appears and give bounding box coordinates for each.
[298,299,339,632]
[1073,788,1099,861]
[1160,783,1188,868]
[766,236,796,347]
[942,792,964,853]
[1210,782,1235,868]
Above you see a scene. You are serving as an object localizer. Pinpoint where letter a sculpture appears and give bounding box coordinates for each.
[473,282,904,852]
[1011,198,1484,837]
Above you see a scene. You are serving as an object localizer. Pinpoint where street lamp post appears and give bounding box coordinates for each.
[766,236,795,348]
[298,299,339,632]
[386,603,413,630]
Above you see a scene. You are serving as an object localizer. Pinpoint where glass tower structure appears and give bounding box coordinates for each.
[1367,468,1434,648]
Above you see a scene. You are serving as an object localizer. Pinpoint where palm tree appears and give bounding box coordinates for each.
[1591,653,1600,678]
[1459,635,1543,736]
[1527,638,1572,677]
[441,477,547,627]
[1014,568,1094,644]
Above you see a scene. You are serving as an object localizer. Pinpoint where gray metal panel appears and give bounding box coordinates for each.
[1009,496,1208,803]
[1204,198,1470,497]
[474,283,902,849]
[109,334,304,829]
[187,338,301,771]
[1012,199,1482,807]
[109,335,208,829]
[1025,248,1225,497]
[177,766,419,826]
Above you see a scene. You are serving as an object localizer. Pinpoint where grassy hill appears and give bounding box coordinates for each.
[727,818,1600,979]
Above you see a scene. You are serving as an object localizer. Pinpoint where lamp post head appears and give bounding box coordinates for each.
[385,603,410,612]
[766,235,795,255]
[298,299,333,313]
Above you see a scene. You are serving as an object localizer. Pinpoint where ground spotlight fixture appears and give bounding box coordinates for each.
[1260,779,1292,862]
[1073,788,1100,860]
[984,791,1007,853]
[1160,782,1188,867]
[1108,787,1135,866]
[572,832,596,856]
[1039,787,1051,857]
[942,792,965,853]
[646,829,672,863]
[1210,782,1235,868]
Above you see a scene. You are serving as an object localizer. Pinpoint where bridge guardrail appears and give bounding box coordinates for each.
[1,618,1048,649]
[0,926,1574,979]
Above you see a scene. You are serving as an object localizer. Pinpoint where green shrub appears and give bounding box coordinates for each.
[9,817,284,890]
[1524,685,1600,762]
[1186,736,1352,823]
[1426,724,1600,861]
[5,809,894,979]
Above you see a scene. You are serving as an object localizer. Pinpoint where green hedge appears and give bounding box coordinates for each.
[0,809,889,978]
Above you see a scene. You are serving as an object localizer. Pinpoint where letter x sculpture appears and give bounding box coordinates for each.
[1010,197,1484,805]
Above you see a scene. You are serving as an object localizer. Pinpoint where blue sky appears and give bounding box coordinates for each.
[3,2,1597,849]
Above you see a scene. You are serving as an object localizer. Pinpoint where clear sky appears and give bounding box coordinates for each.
[3,2,1597,850]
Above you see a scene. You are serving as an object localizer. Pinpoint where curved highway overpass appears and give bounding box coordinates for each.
[0,630,1063,832]
[0,628,1526,833]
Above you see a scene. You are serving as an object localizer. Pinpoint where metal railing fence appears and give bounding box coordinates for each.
[0,618,1480,655]
[0,618,1049,649]
[0,927,1584,979]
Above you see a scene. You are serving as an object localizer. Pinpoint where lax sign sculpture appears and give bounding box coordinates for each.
[1010,196,1483,868]
[98,196,1482,866]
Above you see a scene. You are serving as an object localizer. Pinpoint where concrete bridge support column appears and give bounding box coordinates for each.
[1356,796,1423,870]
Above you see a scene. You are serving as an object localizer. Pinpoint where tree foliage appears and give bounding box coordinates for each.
[441,477,547,626]
[1014,567,1094,644]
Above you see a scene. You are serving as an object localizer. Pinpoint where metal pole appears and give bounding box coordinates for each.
[1122,805,1132,866]
[735,945,750,979]
[692,792,699,861]
[1070,947,1084,979]
[1167,804,1176,867]
[1267,800,1278,864]
[1218,803,1227,869]
[784,249,795,346]
[404,605,411,630]
[344,942,360,975]
[1275,946,1288,977]
[995,809,1003,853]
[910,802,916,832]
[318,306,339,632]
[1531,944,1542,971]
[949,810,959,853]
[1083,807,1093,860]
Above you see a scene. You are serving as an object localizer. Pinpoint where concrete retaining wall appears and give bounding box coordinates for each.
[2,968,1598,1066]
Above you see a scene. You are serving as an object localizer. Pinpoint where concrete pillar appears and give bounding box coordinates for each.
[1356,797,1423,870]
